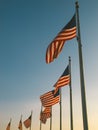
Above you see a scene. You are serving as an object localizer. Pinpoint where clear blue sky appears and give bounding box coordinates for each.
[0,0,98,130]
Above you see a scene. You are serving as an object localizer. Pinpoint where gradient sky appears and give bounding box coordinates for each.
[0,0,98,130]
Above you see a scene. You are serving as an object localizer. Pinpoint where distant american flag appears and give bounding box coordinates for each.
[40,113,47,124]
[40,107,51,124]
[46,14,76,63]
[24,115,31,128]
[18,120,22,130]
[40,90,60,107]
[54,65,70,94]
[6,122,11,130]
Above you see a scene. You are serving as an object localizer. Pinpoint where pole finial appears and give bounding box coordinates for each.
[75,1,79,8]
[69,56,71,62]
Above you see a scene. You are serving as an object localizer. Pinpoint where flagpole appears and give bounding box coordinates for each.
[69,56,73,130]
[60,88,62,130]
[10,118,12,129]
[10,118,12,130]
[30,111,33,130]
[21,115,23,130]
[75,1,88,130]
[40,106,42,130]
[20,115,22,130]
[50,107,52,130]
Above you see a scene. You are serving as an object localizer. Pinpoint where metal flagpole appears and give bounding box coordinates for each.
[69,56,73,130]
[50,107,52,130]
[40,106,42,130]
[75,1,88,130]
[30,111,33,130]
[10,118,12,130]
[60,88,62,130]
[21,115,23,130]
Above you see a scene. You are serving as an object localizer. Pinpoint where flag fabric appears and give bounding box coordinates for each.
[40,113,47,124]
[40,89,60,107]
[42,107,51,118]
[40,107,51,124]
[18,120,22,130]
[54,65,70,94]
[24,115,31,128]
[46,14,76,63]
[6,122,11,130]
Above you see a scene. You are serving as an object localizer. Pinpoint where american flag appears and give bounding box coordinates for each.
[54,65,70,94]
[40,90,60,107]
[40,107,51,124]
[42,107,51,118]
[46,14,76,63]
[40,113,47,124]
[6,122,11,130]
[24,115,31,128]
[18,120,22,130]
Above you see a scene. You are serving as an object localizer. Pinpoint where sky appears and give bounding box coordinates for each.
[0,0,98,130]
